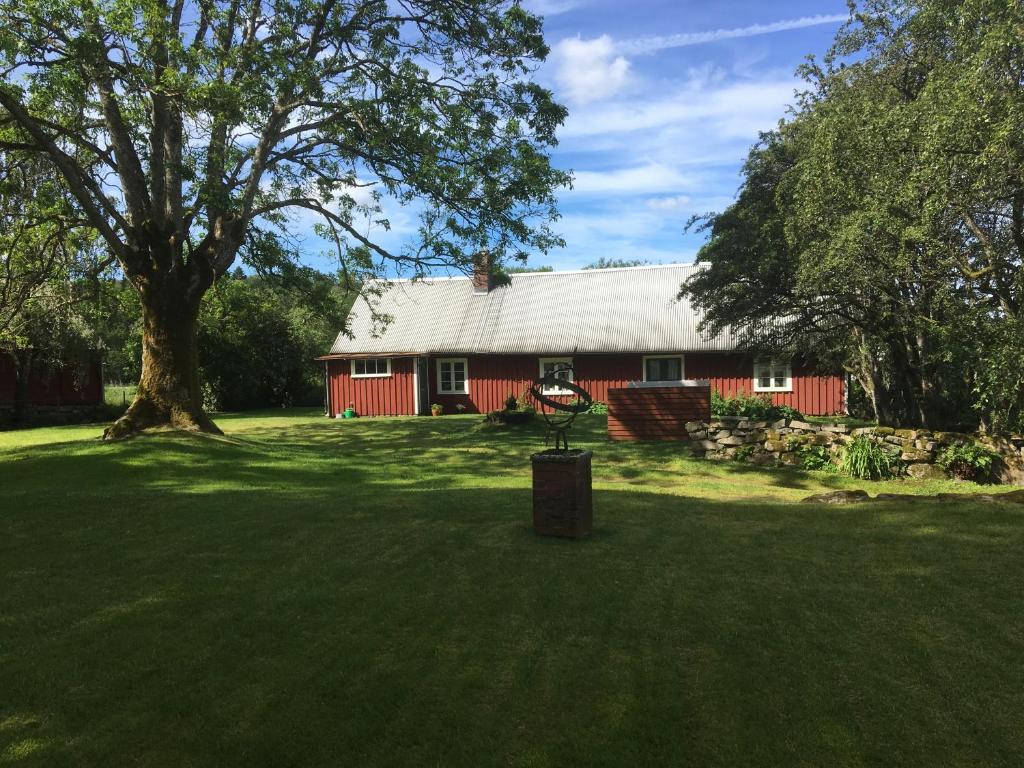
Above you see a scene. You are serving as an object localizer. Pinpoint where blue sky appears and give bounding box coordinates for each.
[527,0,848,270]
[295,2,849,274]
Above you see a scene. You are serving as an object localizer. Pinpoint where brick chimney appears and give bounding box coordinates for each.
[472,250,492,294]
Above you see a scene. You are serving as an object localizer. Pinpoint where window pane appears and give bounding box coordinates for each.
[759,376,771,389]
[355,360,365,375]
[648,358,681,381]
[774,375,785,388]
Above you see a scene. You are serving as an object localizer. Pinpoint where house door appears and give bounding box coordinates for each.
[416,356,430,415]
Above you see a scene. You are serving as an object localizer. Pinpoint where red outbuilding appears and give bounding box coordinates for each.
[319,263,846,418]
[0,354,103,410]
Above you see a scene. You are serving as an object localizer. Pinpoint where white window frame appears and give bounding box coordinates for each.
[642,354,685,383]
[753,358,793,392]
[436,357,469,394]
[350,358,392,378]
[538,357,574,395]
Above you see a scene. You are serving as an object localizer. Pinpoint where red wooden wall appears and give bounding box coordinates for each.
[325,352,845,417]
[427,354,643,415]
[685,353,845,417]
[0,355,103,406]
[326,357,416,417]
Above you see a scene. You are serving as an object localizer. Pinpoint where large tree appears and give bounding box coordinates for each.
[0,0,568,437]
[683,0,1024,429]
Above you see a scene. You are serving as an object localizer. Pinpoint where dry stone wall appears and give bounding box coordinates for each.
[685,416,1024,483]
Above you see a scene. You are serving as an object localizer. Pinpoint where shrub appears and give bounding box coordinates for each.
[937,442,999,482]
[733,444,757,461]
[775,404,802,421]
[504,393,518,411]
[798,445,834,471]
[486,407,536,425]
[837,436,902,480]
[711,389,803,422]
[567,397,607,415]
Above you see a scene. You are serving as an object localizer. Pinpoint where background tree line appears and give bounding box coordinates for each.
[98,268,354,412]
[683,0,1024,431]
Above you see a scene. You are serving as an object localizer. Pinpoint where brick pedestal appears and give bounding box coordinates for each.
[531,449,593,538]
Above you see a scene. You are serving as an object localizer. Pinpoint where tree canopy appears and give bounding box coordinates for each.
[683,0,1024,430]
[0,0,569,435]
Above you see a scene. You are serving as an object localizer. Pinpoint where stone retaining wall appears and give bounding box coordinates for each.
[685,416,1024,483]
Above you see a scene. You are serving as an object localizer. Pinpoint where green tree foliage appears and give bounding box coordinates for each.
[199,270,352,411]
[0,0,569,436]
[0,147,111,421]
[582,258,651,270]
[97,269,352,411]
[506,265,554,273]
[683,0,1024,430]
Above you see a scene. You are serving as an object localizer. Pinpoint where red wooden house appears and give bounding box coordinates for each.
[319,263,845,417]
[0,354,103,410]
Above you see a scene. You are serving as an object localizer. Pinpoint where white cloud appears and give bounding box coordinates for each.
[547,206,698,267]
[551,35,631,105]
[617,14,847,55]
[571,162,693,195]
[646,195,692,211]
[561,75,794,139]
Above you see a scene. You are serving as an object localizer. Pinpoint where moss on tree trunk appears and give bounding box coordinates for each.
[104,289,220,439]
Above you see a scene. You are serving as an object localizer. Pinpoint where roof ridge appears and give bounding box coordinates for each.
[368,262,701,285]
[508,262,699,278]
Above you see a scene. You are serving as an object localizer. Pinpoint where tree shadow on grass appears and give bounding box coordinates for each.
[2,473,1023,767]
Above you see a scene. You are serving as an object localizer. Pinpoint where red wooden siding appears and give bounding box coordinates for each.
[427,354,645,415]
[326,352,845,417]
[607,385,711,441]
[0,355,103,406]
[685,354,844,417]
[326,357,416,417]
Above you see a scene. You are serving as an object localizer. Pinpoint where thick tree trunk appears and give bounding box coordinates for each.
[104,288,220,439]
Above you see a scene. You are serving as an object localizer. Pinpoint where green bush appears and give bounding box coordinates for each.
[567,397,607,415]
[733,444,757,461]
[937,442,999,482]
[711,389,803,422]
[837,436,902,480]
[798,445,834,471]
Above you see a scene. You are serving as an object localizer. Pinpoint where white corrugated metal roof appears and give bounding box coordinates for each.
[328,263,737,356]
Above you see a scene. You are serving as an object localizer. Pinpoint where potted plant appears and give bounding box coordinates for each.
[430,403,444,417]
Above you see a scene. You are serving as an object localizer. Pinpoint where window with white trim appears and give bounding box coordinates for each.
[753,358,792,392]
[437,358,468,394]
[351,358,391,378]
[539,357,574,395]
[643,355,684,382]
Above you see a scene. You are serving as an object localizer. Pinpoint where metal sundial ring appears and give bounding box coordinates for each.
[529,368,593,452]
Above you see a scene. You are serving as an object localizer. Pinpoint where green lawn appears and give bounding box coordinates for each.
[2,411,1023,767]
[103,384,137,407]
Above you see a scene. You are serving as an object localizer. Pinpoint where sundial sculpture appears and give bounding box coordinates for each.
[528,363,593,451]
[528,361,594,538]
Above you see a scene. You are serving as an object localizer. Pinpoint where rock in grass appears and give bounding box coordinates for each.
[801,490,870,504]
[906,463,946,481]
